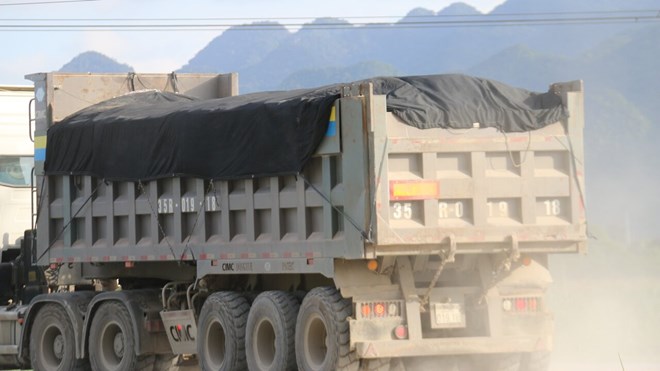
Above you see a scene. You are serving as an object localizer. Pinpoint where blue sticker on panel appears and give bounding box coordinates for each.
[326,121,337,137]
[34,148,46,161]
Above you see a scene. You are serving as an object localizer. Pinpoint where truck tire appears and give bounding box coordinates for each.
[295,286,357,371]
[88,301,153,371]
[197,291,250,371]
[519,351,551,371]
[245,291,299,371]
[29,303,89,371]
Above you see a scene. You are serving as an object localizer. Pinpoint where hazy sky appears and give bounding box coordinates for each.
[0,0,505,85]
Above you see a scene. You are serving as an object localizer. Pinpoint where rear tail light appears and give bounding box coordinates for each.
[502,297,542,313]
[356,300,405,320]
[393,325,408,339]
[528,298,538,311]
[361,303,371,318]
[374,303,386,317]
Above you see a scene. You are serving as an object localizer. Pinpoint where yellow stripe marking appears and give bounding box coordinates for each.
[34,136,47,149]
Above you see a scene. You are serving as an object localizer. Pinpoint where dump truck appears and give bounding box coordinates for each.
[0,72,586,371]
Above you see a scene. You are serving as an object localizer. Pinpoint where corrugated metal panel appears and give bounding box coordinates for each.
[371,81,587,255]
[31,75,586,269]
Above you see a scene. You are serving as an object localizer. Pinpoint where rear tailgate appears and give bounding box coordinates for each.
[369,81,586,255]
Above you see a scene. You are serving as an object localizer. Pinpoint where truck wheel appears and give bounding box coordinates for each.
[519,351,551,371]
[29,303,89,371]
[295,286,357,371]
[197,291,250,371]
[245,291,299,371]
[88,301,152,371]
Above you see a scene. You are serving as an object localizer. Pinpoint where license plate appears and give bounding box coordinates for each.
[432,303,466,329]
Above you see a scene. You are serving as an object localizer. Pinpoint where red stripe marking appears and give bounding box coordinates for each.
[220,254,228,259]
[67,257,75,263]
[283,252,292,258]
[305,252,314,258]
[140,255,148,261]
[159,255,168,261]
[200,253,208,260]
[261,252,270,258]
[240,253,249,259]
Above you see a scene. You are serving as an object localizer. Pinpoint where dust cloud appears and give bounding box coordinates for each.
[547,238,660,371]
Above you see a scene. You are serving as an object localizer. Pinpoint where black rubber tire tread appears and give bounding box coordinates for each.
[519,351,551,371]
[88,301,154,371]
[29,303,90,371]
[246,291,299,371]
[197,291,250,371]
[295,286,358,371]
[472,353,522,371]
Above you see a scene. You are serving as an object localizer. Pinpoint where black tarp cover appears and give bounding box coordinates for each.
[44,74,568,181]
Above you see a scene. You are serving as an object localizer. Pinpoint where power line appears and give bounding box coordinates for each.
[0,0,99,6]
[0,9,658,21]
[6,20,657,33]
[0,14,658,31]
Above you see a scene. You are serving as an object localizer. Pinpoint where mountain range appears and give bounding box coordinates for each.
[59,0,660,241]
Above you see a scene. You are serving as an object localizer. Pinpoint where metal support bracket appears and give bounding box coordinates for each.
[499,235,520,274]
[479,235,520,304]
[420,234,457,311]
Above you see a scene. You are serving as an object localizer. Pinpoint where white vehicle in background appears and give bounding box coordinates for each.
[0,85,34,251]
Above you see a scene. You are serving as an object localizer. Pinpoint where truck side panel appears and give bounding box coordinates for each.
[35,99,370,277]
[31,76,585,281]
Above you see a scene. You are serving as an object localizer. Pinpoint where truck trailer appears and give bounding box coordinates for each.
[0,72,585,371]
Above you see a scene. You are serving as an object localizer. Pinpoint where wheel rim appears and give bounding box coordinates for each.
[98,321,124,370]
[39,324,64,369]
[253,318,276,370]
[304,312,328,370]
[204,318,227,369]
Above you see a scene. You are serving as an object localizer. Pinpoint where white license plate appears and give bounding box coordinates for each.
[432,303,466,328]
